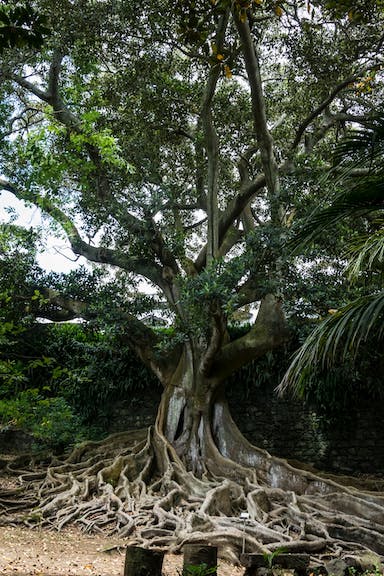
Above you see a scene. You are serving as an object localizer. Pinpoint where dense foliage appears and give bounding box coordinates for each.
[0,1,50,52]
[0,315,162,449]
[281,115,384,393]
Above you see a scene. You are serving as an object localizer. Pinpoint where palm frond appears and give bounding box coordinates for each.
[346,223,384,279]
[288,181,384,253]
[288,115,384,253]
[278,292,384,396]
[333,116,384,166]
[281,115,384,396]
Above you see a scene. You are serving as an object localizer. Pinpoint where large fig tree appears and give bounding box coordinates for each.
[1,0,384,562]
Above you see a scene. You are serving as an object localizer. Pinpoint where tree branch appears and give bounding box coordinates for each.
[7,51,113,198]
[235,276,265,308]
[200,10,230,263]
[41,288,90,320]
[40,288,180,382]
[110,199,180,276]
[211,294,289,379]
[233,12,280,208]
[6,72,51,103]
[0,178,165,288]
[194,173,266,271]
[47,49,82,129]
[199,301,228,377]
[290,67,381,152]
[8,53,180,280]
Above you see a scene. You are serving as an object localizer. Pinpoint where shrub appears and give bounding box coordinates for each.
[0,388,85,451]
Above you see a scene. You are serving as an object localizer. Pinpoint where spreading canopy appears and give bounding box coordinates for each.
[1,0,383,377]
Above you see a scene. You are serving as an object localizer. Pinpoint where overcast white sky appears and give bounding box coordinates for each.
[0,190,86,273]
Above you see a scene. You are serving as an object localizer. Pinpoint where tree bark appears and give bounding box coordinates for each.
[156,342,220,475]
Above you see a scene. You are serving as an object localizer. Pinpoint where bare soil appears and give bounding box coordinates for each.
[0,526,244,576]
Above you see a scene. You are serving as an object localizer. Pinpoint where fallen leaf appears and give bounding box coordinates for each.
[274,5,283,16]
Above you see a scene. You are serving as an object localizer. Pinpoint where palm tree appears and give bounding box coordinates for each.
[279,116,384,394]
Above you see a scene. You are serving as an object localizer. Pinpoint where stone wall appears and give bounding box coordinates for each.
[321,410,384,474]
[0,428,33,453]
[107,382,384,475]
[108,390,162,433]
[227,382,327,466]
[227,380,384,475]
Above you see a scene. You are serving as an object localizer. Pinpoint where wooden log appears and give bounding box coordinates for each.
[124,545,164,576]
[182,544,218,576]
[240,553,310,576]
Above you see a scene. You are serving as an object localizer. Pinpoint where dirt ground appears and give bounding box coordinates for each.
[0,526,244,576]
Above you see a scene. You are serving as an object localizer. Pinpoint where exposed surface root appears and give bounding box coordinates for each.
[1,426,384,567]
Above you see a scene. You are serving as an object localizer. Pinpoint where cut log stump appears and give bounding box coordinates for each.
[182,544,218,576]
[240,553,310,576]
[124,545,164,576]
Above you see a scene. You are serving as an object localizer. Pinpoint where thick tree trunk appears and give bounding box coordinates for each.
[156,342,222,475]
[154,339,280,484]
